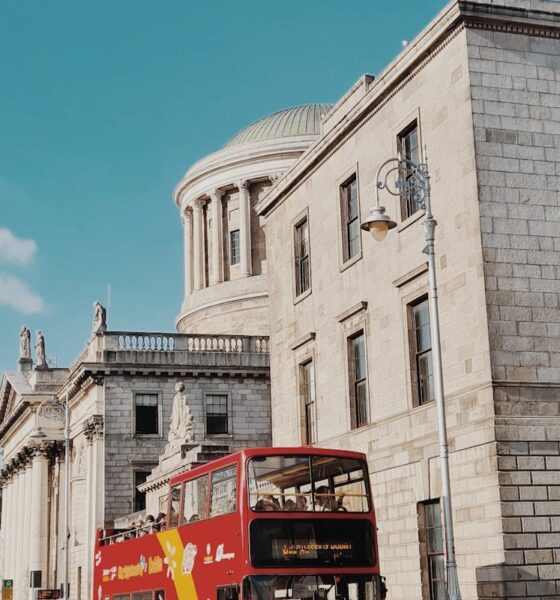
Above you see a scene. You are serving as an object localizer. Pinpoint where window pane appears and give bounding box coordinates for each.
[183,475,208,523]
[210,466,237,517]
[230,230,240,265]
[134,471,150,512]
[168,484,181,528]
[295,219,310,295]
[355,381,368,427]
[135,394,159,435]
[353,335,366,380]
[206,395,228,435]
[301,361,316,445]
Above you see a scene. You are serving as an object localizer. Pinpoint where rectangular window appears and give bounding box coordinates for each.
[134,470,151,512]
[230,229,240,265]
[135,393,159,435]
[209,465,237,517]
[409,297,434,406]
[300,360,317,445]
[348,331,368,428]
[182,475,209,524]
[346,331,369,428]
[418,500,445,600]
[206,394,229,435]
[341,175,361,262]
[294,218,310,296]
[398,121,420,220]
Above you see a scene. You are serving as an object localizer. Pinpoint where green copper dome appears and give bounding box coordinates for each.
[224,103,333,147]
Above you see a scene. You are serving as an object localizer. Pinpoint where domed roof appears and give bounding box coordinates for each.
[225,103,333,147]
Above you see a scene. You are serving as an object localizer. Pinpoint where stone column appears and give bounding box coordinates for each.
[14,468,26,596]
[11,470,22,583]
[1,478,12,578]
[182,208,194,299]
[192,200,205,291]
[238,180,252,277]
[29,448,49,584]
[22,464,32,595]
[209,189,224,285]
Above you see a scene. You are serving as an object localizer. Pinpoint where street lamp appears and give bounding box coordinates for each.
[31,395,71,599]
[361,153,462,600]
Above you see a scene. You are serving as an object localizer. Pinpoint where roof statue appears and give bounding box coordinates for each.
[35,330,47,369]
[19,326,31,360]
[92,300,107,335]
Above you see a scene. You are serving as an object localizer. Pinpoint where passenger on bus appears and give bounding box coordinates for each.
[315,486,338,511]
[155,512,166,530]
[295,495,308,511]
[284,499,296,511]
[189,514,200,522]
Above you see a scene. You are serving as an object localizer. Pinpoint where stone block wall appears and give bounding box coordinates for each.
[103,372,270,521]
[468,23,560,598]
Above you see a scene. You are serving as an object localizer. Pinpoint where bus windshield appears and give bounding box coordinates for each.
[247,455,370,512]
[243,575,382,600]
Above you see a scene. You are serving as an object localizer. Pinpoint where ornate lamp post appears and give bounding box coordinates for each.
[31,395,71,599]
[361,153,462,600]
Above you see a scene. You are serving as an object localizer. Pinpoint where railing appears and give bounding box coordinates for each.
[105,332,269,354]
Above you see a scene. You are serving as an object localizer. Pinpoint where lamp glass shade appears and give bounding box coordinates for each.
[370,221,389,241]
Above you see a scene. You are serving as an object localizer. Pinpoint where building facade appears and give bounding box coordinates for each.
[0,330,270,599]
[258,1,560,599]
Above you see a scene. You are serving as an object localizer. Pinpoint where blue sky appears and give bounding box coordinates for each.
[0,0,446,374]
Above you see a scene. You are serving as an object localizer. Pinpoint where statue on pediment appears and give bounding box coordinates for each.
[19,326,31,360]
[35,331,47,369]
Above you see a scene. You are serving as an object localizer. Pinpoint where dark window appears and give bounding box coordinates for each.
[206,394,229,435]
[250,519,375,568]
[230,229,240,265]
[134,470,151,512]
[300,360,317,444]
[294,218,310,296]
[348,331,368,428]
[341,175,361,261]
[410,297,434,406]
[418,500,445,600]
[218,587,239,600]
[135,393,159,435]
[398,121,420,220]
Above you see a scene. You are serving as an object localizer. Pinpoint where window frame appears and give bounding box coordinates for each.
[418,499,445,600]
[339,173,362,266]
[347,330,369,429]
[407,295,434,407]
[397,119,422,222]
[133,392,162,437]
[204,393,231,437]
[293,213,311,299]
[299,358,317,445]
[230,229,240,265]
[133,469,152,512]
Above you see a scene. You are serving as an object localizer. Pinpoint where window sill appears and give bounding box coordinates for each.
[340,252,362,273]
[397,209,424,233]
[294,288,312,305]
[134,433,162,439]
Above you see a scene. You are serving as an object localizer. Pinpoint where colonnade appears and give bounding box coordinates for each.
[0,444,52,599]
[182,179,254,299]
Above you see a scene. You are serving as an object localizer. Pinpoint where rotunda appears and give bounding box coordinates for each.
[174,103,332,335]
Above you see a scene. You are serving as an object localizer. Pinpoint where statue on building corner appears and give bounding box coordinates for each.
[92,300,107,335]
[19,325,31,360]
[35,330,47,369]
[168,382,195,447]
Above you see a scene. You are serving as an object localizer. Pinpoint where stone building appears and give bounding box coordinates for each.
[0,330,270,599]
[257,1,560,599]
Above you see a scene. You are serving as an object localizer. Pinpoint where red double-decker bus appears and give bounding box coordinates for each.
[93,447,386,600]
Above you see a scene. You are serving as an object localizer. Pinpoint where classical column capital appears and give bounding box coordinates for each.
[193,198,206,210]
[83,414,104,443]
[209,188,224,202]
[182,206,193,224]
[238,180,250,191]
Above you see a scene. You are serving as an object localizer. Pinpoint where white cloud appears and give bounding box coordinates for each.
[0,227,37,265]
[0,274,45,314]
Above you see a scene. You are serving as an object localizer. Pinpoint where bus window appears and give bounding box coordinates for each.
[210,466,237,517]
[155,591,165,600]
[182,475,208,523]
[217,585,239,600]
[168,484,182,528]
[113,596,130,600]
[132,593,152,600]
[248,455,370,512]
